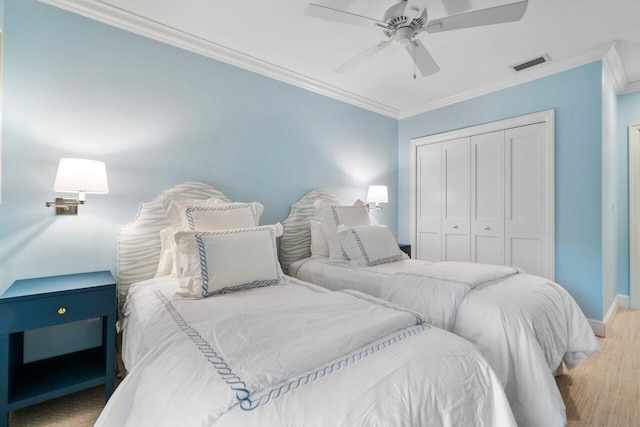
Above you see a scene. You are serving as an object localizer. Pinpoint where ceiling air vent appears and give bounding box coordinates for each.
[510,54,551,72]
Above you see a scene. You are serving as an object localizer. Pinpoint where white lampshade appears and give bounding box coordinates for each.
[54,158,109,196]
[367,185,388,203]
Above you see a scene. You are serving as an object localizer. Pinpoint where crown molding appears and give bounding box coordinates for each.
[399,43,614,119]
[603,42,640,96]
[603,43,629,94]
[39,0,401,119]
[38,0,640,120]
[621,81,640,95]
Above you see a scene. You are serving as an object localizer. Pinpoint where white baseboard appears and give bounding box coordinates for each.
[588,319,605,338]
[590,296,622,337]
[618,294,630,309]
[588,295,631,337]
[604,295,619,323]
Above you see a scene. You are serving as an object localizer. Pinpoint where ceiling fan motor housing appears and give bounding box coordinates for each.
[382,1,428,39]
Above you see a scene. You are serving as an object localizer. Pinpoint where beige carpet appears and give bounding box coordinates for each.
[9,384,104,427]
[9,308,640,426]
[556,308,640,427]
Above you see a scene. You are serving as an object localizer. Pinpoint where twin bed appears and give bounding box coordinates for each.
[281,190,600,427]
[97,182,598,426]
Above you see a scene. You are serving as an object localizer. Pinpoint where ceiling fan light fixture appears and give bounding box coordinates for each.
[305,0,529,78]
[396,27,415,44]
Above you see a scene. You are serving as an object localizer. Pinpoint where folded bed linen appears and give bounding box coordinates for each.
[103,275,516,427]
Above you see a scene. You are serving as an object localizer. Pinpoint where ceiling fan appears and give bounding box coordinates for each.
[304,0,529,78]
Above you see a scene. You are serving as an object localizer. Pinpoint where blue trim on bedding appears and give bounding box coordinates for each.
[393,270,519,290]
[155,285,426,412]
[185,204,258,230]
[154,291,253,408]
[286,276,330,294]
[244,324,428,409]
[194,226,282,297]
[314,259,397,275]
[473,274,521,291]
[349,228,407,266]
[338,289,426,325]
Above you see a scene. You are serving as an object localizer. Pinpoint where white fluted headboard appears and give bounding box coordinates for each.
[117,182,231,311]
[279,189,340,274]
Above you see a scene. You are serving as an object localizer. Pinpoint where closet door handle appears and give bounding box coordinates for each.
[483,226,490,230]
[453,225,458,229]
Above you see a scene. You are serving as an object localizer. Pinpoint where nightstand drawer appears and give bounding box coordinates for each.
[0,287,115,334]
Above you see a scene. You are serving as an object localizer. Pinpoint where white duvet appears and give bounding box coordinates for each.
[292,257,601,427]
[100,276,516,426]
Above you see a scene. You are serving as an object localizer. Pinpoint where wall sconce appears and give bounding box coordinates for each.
[46,158,109,215]
[366,185,388,210]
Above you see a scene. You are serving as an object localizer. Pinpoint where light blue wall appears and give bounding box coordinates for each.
[3,0,634,328]
[602,64,618,315]
[615,91,640,296]
[398,62,604,319]
[0,0,398,294]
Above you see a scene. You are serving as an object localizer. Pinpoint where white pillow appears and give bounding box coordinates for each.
[314,199,370,262]
[163,196,263,231]
[336,224,408,267]
[174,224,284,298]
[154,227,178,277]
[310,220,329,258]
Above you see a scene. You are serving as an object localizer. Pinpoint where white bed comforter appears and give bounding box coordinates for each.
[100,276,515,427]
[292,258,601,427]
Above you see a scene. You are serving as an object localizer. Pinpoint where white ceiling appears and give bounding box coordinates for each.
[43,0,640,118]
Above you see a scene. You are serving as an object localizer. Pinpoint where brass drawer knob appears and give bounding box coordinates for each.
[57,307,67,315]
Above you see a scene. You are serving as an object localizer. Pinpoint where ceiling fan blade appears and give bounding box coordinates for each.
[426,0,528,34]
[305,3,385,29]
[441,0,472,15]
[335,40,393,74]
[405,39,440,77]
[404,0,428,22]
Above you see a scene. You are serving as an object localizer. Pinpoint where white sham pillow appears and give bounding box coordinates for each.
[154,227,178,277]
[310,220,330,258]
[336,224,408,267]
[314,199,370,262]
[163,196,263,231]
[174,224,284,298]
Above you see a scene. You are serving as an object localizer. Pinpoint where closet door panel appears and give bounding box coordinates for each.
[441,138,470,262]
[416,143,442,261]
[505,123,547,277]
[475,236,503,265]
[510,238,540,276]
[471,131,505,265]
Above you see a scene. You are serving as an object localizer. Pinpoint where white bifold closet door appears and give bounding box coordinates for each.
[416,137,471,262]
[504,123,547,276]
[415,122,549,277]
[471,131,504,265]
[442,138,471,262]
[416,142,442,261]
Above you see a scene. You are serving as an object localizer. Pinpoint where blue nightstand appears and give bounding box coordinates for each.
[0,271,116,427]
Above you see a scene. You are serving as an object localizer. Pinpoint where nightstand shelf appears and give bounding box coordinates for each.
[8,347,106,409]
[0,271,116,427]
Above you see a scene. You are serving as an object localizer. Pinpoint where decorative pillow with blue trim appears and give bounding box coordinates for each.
[314,199,370,262]
[336,224,408,267]
[163,196,264,231]
[173,224,284,298]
